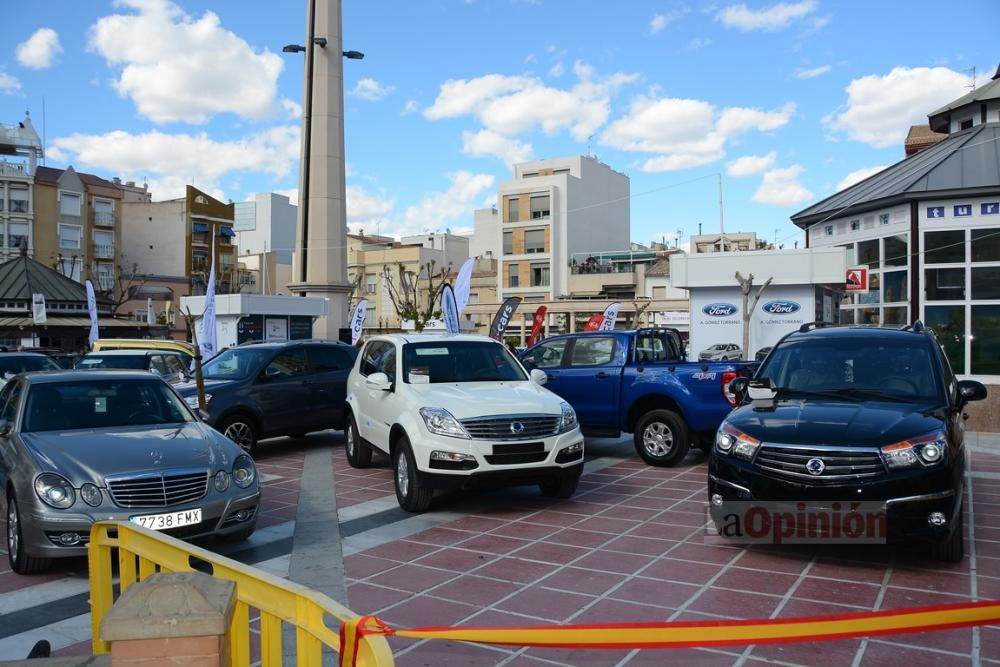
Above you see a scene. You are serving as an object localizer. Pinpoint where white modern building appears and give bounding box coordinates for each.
[234,193,297,264]
[399,232,470,271]
[473,156,630,305]
[792,65,1000,390]
[180,293,328,349]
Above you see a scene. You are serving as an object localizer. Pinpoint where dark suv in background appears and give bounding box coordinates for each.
[710,322,986,562]
[176,340,358,454]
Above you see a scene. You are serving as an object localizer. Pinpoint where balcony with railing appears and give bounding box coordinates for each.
[93,244,115,259]
[0,160,31,179]
[95,275,115,291]
[93,211,116,227]
[191,232,209,246]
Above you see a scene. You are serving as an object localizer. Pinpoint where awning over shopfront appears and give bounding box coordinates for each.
[192,223,209,233]
[220,227,236,238]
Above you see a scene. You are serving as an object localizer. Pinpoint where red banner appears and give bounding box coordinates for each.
[583,313,605,331]
[527,306,548,347]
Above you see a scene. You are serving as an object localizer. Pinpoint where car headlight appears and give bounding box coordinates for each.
[184,394,212,408]
[214,470,230,492]
[882,431,947,470]
[715,422,760,461]
[34,473,76,509]
[419,408,470,439]
[232,455,257,488]
[558,402,578,433]
[80,483,103,507]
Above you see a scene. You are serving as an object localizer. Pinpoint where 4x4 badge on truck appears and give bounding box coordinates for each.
[510,422,525,434]
[805,458,825,475]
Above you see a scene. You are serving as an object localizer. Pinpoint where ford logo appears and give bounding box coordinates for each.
[702,303,738,317]
[762,300,801,315]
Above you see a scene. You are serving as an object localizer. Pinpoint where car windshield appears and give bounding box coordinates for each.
[23,379,195,432]
[0,355,61,376]
[76,355,147,370]
[758,337,942,403]
[402,341,527,383]
[201,347,272,379]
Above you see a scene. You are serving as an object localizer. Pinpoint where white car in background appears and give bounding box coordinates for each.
[699,343,743,361]
[345,334,584,512]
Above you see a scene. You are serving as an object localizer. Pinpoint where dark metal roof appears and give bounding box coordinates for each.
[0,255,112,304]
[928,68,1000,130]
[34,166,120,190]
[791,123,1000,229]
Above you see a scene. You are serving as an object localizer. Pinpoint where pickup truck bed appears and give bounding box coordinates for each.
[521,328,757,466]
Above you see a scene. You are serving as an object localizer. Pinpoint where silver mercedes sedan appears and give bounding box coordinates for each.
[0,370,260,574]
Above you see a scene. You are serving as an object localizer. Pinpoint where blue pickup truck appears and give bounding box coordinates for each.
[520,328,757,466]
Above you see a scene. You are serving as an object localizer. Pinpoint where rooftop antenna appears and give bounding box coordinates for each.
[968,66,977,90]
[41,97,46,165]
[587,133,594,157]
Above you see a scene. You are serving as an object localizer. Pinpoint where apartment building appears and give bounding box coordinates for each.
[234,192,296,264]
[0,113,43,263]
[400,232,470,269]
[475,156,630,305]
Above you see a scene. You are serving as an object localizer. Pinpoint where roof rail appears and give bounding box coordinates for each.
[900,320,925,333]
[798,321,836,333]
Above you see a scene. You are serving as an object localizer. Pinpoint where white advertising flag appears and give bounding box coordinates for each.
[146,297,154,325]
[599,302,621,331]
[442,285,460,334]
[199,239,218,362]
[350,299,368,346]
[453,258,475,314]
[85,280,99,346]
[32,293,46,324]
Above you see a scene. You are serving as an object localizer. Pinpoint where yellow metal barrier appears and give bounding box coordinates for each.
[88,521,394,667]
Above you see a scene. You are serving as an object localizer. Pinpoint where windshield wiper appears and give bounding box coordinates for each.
[773,387,909,402]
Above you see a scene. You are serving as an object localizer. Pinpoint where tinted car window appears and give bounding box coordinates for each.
[359,341,388,377]
[636,335,669,363]
[265,348,308,379]
[0,355,61,375]
[570,337,615,367]
[521,339,568,369]
[23,379,194,432]
[377,346,397,383]
[202,348,272,379]
[310,346,354,372]
[402,342,526,383]
[76,354,147,370]
[0,380,22,423]
[163,354,188,377]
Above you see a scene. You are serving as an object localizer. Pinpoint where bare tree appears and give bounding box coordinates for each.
[629,299,652,327]
[107,262,148,318]
[735,271,773,360]
[382,260,451,332]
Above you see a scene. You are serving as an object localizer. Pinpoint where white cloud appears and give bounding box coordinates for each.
[349,78,395,102]
[794,64,831,79]
[601,97,794,172]
[836,165,888,191]
[425,64,638,143]
[401,99,419,115]
[548,62,564,77]
[650,15,669,34]
[16,28,62,69]
[395,172,495,238]
[753,165,813,207]
[716,0,817,31]
[0,71,20,95]
[825,66,971,148]
[462,129,533,166]
[346,185,394,232]
[89,0,283,124]
[47,125,301,200]
[281,98,301,120]
[726,151,777,177]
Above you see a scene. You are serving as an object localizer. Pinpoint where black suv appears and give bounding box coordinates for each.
[176,340,358,454]
[710,322,986,561]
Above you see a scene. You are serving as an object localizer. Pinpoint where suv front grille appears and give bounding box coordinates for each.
[754,445,885,483]
[106,470,209,508]
[460,415,560,440]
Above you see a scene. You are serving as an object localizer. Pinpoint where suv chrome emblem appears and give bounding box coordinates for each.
[510,422,525,434]
[149,450,163,465]
[805,457,825,475]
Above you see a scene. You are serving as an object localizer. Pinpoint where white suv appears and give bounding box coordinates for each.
[345,334,584,512]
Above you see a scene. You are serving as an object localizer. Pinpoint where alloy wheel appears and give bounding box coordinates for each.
[396,452,410,497]
[642,422,674,458]
[7,498,18,561]
[346,425,355,456]
[224,422,254,451]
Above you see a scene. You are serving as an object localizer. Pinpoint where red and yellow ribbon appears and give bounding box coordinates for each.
[339,599,1000,666]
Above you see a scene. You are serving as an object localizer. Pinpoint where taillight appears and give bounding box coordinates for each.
[721,371,739,406]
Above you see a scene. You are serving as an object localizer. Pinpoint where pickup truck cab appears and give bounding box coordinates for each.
[520,328,755,466]
[345,334,584,512]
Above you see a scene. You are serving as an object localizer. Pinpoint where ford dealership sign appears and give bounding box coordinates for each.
[702,303,738,317]
[762,300,801,315]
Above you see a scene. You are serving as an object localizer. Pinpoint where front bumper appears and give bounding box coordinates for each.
[708,454,963,545]
[21,490,260,559]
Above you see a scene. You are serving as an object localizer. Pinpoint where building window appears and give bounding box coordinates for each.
[925,268,965,300]
[508,263,519,288]
[850,220,860,231]
[58,224,83,250]
[530,262,550,287]
[972,267,1000,300]
[857,239,879,268]
[56,257,82,282]
[507,198,519,223]
[93,229,115,259]
[8,189,28,214]
[925,230,965,264]
[879,213,890,226]
[525,229,545,254]
[95,263,114,291]
[972,228,1000,262]
[9,223,28,250]
[960,118,974,130]
[94,198,115,226]
[882,270,907,302]
[365,273,377,294]
[530,194,550,219]
[59,192,81,216]
[503,231,513,255]
[824,225,833,236]
[971,306,1000,374]
[884,235,908,267]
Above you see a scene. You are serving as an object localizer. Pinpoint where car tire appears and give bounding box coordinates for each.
[217,414,258,455]
[633,409,690,467]
[392,436,432,513]
[930,502,964,563]
[539,473,580,499]
[345,414,372,468]
[6,491,50,575]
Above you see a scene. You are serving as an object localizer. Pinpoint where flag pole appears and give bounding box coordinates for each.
[186,306,207,413]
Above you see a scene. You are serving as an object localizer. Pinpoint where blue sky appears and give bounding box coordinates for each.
[2,0,998,252]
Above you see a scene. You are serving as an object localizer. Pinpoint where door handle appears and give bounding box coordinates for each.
[595,372,610,379]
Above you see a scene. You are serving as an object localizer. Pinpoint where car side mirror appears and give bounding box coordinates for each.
[530,369,548,385]
[747,377,777,401]
[957,380,987,403]
[365,372,392,391]
[0,419,10,437]
[262,366,281,381]
[728,377,749,402]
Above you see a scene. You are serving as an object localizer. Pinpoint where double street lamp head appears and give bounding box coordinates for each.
[282,42,364,60]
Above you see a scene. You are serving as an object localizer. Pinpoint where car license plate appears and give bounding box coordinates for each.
[129,509,202,531]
